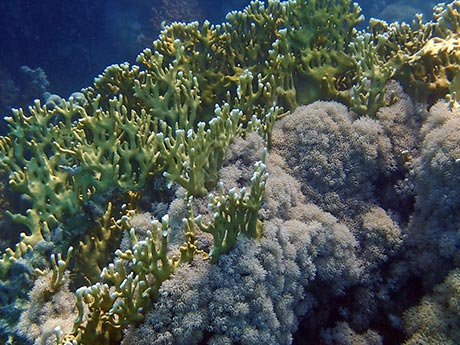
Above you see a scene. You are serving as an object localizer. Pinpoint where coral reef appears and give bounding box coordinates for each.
[0,0,459,344]
[122,135,361,344]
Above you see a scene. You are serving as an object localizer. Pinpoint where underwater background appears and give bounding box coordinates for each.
[0,0,459,344]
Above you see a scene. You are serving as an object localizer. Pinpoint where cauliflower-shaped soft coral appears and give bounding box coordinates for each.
[405,100,460,285]
[272,101,394,221]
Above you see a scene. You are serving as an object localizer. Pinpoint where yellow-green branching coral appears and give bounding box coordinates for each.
[360,1,460,108]
[67,211,200,344]
[0,94,162,248]
[433,1,460,37]
[84,62,143,110]
[347,32,397,116]
[148,3,295,117]
[34,246,73,292]
[64,95,161,192]
[134,46,202,129]
[194,155,268,262]
[286,0,363,104]
[75,203,126,282]
[158,103,244,196]
[0,99,85,244]
[0,241,33,279]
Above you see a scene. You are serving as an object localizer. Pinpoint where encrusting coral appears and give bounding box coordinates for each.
[0,0,459,344]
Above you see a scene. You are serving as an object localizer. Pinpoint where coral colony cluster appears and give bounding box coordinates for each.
[0,0,459,344]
